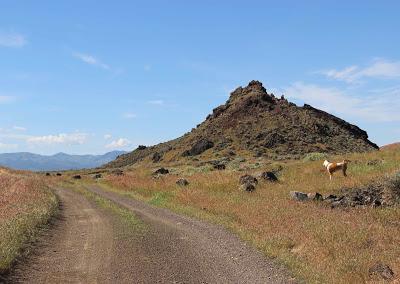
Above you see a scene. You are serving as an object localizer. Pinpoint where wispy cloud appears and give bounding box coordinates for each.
[284,82,400,122]
[123,112,137,119]
[26,132,88,145]
[104,134,112,139]
[13,126,26,131]
[147,100,164,105]
[105,138,131,149]
[73,52,110,70]
[0,32,27,48]
[319,59,400,83]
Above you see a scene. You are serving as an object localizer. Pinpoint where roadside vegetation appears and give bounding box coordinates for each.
[0,168,57,274]
[94,145,400,283]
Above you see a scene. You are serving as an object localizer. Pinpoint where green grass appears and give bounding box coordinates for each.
[63,182,146,234]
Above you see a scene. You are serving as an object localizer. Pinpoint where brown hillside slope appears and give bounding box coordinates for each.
[107,80,378,168]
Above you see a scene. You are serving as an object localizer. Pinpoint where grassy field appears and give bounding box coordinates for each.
[0,168,58,274]
[91,145,400,283]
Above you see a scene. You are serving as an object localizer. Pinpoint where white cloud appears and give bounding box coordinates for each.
[0,96,15,104]
[73,52,110,70]
[147,100,164,105]
[123,112,137,119]
[320,59,400,83]
[284,82,400,122]
[0,32,27,48]
[0,142,18,150]
[13,126,26,131]
[104,134,112,139]
[27,132,88,145]
[105,138,131,149]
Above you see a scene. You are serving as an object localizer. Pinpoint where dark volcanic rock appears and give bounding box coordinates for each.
[239,175,258,186]
[260,171,278,182]
[56,173,62,176]
[73,175,81,179]
[214,164,226,170]
[176,178,189,186]
[369,262,395,280]
[154,168,169,175]
[152,152,162,163]
[182,139,214,156]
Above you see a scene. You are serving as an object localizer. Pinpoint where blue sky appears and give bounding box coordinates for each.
[0,1,399,154]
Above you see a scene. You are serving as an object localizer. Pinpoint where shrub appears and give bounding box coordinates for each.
[303,152,328,162]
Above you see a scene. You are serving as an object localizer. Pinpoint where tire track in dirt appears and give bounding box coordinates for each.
[6,185,295,283]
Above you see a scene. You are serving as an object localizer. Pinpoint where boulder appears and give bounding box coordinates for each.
[152,152,162,163]
[239,174,258,185]
[93,173,102,179]
[182,139,214,156]
[240,182,256,192]
[176,178,189,186]
[290,191,309,201]
[154,167,169,175]
[56,173,62,176]
[369,262,395,280]
[45,172,51,176]
[214,164,226,170]
[260,171,278,182]
[307,192,323,201]
[73,175,81,179]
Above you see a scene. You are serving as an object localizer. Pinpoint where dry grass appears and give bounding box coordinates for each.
[0,168,57,273]
[99,146,400,283]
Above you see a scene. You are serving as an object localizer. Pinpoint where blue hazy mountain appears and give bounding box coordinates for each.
[0,151,126,171]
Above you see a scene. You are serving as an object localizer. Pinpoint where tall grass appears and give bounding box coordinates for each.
[0,169,58,273]
[101,146,400,283]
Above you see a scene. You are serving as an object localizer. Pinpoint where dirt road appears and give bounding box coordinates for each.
[6,185,295,283]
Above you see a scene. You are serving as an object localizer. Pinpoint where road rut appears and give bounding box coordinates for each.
[6,185,295,283]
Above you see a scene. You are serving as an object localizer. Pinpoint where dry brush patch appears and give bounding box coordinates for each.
[100,146,400,283]
[0,168,57,274]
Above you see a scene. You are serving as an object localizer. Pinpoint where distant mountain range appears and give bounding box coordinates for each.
[0,151,127,171]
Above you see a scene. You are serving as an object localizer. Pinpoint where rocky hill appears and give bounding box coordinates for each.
[107,80,378,168]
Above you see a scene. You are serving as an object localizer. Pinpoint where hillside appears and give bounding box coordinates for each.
[0,151,126,171]
[107,80,378,168]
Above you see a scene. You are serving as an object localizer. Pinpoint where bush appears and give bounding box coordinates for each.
[303,152,328,162]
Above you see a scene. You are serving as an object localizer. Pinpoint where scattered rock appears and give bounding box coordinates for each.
[369,262,395,280]
[154,168,169,175]
[239,174,258,185]
[240,183,256,192]
[152,152,162,163]
[214,164,226,170]
[366,159,384,166]
[260,171,278,182]
[73,175,81,179]
[182,139,214,156]
[111,169,124,176]
[56,173,62,176]
[176,178,189,186]
[45,173,51,176]
[290,191,309,201]
[93,173,102,179]
[239,175,258,192]
[307,192,323,201]
[137,145,147,150]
